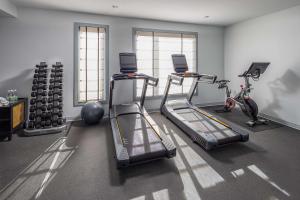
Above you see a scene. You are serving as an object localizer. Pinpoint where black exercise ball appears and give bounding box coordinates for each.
[81,101,104,125]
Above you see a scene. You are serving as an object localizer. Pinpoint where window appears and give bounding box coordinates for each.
[134,29,197,97]
[74,23,108,105]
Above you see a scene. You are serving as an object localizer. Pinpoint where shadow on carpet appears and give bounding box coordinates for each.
[201,105,283,133]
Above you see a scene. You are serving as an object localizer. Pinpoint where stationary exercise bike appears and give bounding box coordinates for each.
[215,62,270,127]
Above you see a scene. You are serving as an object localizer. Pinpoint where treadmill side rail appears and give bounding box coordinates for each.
[110,117,130,168]
[142,108,176,157]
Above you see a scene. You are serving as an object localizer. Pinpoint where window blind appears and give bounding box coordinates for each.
[135,30,197,97]
[78,26,106,102]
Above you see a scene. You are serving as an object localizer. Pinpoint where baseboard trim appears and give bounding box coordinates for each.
[66,115,109,122]
[259,113,300,130]
[196,101,224,107]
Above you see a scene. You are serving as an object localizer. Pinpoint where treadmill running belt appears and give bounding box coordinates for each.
[116,114,166,161]
[175,108,241,142]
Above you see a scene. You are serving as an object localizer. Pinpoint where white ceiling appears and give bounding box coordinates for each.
[10,0,300,25]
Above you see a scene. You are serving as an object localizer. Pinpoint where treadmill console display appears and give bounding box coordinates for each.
[119,53,137,73]
[172,54,188,73]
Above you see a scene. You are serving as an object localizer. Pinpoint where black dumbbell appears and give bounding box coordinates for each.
[36,102,42,108]
[49,84,62,90]
[33,84,47,90]
[32,85,37,91]
[51,68,63,73]
[50,78,62,83]
[41,112,47,119]
[47,112,52,118]
[36,104,46,110]
[35,96,46,103]
[36,63,47,68]
[50,73,63,78]
[27,121,34,129]
[53,93,62,99]
[34,73,47,79]
[29,105,36,112]
[58,111,63,118]
[35,116,42,123]
[53,63,63,68]
[35,124,41,129]
[36,109,43,116]
[49,90,62,96]
[40,121,46,127]
[30,98,36,105]
[52,115,59,121]
[36,90,47,96]
[34,91,46,97]
[53,101,62,109]
[35,69,47,73]
[53,101,60,107]
[57,118,63,125]
[35,97,47,104]
[55,97,62,102]
[36,79,47,84]
[56,104,63,109]
[29,113,35,120]
[48,97,53,103]
[37,88,46,94]
[45,120,51,126]
[53,108,60,114]
[45,112,52,119]
[32,78,47,84]
[47,104,53,110]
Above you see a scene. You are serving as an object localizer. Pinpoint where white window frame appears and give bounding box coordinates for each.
[132,28,198,100]
[74,23,109,106]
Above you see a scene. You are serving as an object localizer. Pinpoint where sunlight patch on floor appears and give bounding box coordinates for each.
[0,137,76,200]
[248,165,290,197]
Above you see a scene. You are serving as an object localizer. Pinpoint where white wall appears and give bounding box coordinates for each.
[0,7,224,119]
[0,0,18,17]
[225,5,300,127]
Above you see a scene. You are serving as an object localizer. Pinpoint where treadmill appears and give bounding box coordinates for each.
[109,53,176,168]
[160,54,249,150]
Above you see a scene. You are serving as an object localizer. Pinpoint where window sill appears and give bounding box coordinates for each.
[73,99,107,107]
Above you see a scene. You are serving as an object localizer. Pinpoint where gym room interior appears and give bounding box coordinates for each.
[0,0,299,199]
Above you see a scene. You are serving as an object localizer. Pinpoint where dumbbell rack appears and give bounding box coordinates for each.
[24,62,66,136]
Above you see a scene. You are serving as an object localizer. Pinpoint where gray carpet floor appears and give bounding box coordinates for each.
[0,113,300,200]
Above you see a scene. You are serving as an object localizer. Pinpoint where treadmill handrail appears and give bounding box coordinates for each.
[170,74,184,85]
[172,72,217,83]
[109,73,158,109]
[112,73,158,84]
[160,72,217,112]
